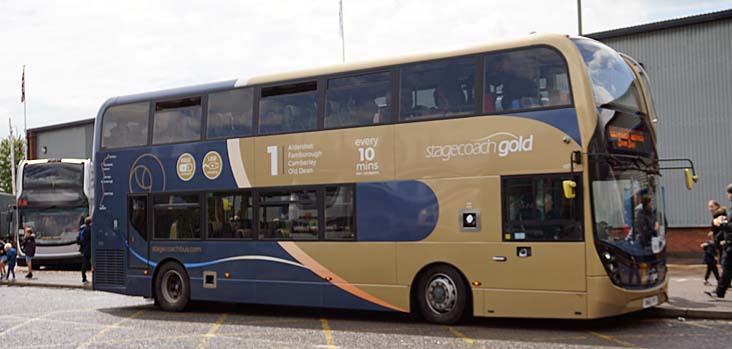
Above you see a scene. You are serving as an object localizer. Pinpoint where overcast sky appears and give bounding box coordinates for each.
[0,0,729,138]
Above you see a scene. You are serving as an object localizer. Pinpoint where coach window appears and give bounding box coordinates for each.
[259,189,318,240]
[128,197,147,240]
[325,72,391,128]
[502,175,582,241]
[153,97,202,144]
[484,47,571,113]
[207,88,254,139]
[207,192,255,239]
[324,186,355,240]
[259,82,317,135]
[101,103,149,149]
[154,194,201,240]
[400,56,475,121]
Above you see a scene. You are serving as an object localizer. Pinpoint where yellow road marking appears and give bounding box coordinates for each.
[76,309,145,349]
[589,331,641,348]
[449,327,476,345]
[198,313,228,349]
[320,318,336,349]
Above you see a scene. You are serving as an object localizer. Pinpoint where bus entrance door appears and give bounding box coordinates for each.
[127,195,150,269]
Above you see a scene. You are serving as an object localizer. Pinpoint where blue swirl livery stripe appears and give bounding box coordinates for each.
[183,255,308,269]
[125,236,308,271]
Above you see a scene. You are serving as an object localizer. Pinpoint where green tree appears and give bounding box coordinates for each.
[0,136,25,194]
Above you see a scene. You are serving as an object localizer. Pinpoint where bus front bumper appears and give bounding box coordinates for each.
[587,275,668,318]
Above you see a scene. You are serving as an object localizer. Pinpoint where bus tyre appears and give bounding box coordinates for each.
[416,266,468,325]
[154,263,190,312]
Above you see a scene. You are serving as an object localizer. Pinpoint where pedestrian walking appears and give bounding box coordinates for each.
[702,232,720,286]
[707,184,732,299]
[709,200,722,215]
[77,217,92,283]
[0,241,6,279]
[22,227,36,279]
[4,243,16,280]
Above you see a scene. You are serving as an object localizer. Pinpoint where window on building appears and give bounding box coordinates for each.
[153,97,202,144]
[484,47,571,113]
[128,196,147,240]
[324,186,355,240]
[154,194,201,239]
[502,175,582,241]
[400,57,475,121]
[207,192,255,239]
[325,72,391,128]
[101,102,149,149]
[259,189,318,240]
[259,82,318,135]
[207,88,254,139]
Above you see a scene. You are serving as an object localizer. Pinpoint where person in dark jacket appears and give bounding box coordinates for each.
[702,232,720,286]
[22,228,36,279]
[77,217,92,283]
[708,185,732,299]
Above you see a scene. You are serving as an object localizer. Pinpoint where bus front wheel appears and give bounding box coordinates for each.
[154,262,190,312]
[416,265,469,324]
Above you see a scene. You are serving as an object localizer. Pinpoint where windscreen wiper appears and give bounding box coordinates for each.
[599,102,647,117]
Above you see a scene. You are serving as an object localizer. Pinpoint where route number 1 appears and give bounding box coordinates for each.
[267,146,278,176]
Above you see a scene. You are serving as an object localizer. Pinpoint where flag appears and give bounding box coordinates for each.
[21,65,25,103]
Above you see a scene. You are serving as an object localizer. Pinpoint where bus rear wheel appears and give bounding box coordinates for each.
[154,262,190,312]
[416,265,468,324]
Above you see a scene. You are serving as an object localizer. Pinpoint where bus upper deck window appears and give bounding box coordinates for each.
[101,102,149,150]
[207,88,254,139]
[484,47,571,113]
[399,57,475,121]
[325,72,391,128]
[259,82,318,135]
[153,97,202,145]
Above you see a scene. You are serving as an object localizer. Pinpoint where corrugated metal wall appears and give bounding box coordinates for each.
[599,19,732,227]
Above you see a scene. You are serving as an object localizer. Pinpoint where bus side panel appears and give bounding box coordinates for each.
[479,289,587,318]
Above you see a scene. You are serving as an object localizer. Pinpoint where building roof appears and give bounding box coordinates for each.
[588,8,732,40]
[26,117,94,134]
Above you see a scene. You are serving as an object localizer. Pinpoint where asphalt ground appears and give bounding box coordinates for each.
[2,287,732,349]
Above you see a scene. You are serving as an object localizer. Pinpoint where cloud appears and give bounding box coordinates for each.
[0,0,727,137]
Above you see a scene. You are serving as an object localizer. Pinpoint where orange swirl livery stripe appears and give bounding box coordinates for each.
[278,242,407,312]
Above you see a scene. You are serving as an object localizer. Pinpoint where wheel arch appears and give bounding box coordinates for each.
[409,261,473,315]
[151,258,188,296]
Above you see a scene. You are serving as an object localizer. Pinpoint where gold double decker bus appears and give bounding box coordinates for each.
[93,34,695,324]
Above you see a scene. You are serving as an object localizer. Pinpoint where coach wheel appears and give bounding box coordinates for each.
[416,265,468,324]
[154,262,190,312]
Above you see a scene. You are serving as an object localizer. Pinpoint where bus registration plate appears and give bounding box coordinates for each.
[642,295,659,308]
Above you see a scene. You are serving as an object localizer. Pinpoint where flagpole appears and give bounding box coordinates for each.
[9,118,16,196]
[22,65,27,160]
[339,0,345,62]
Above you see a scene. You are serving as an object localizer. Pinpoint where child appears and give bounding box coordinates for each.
[702,231,720,286]
[4,243,16,280]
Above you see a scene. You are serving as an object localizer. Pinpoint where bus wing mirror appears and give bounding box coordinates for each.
[562,180,577,199]
[684,168,699,190]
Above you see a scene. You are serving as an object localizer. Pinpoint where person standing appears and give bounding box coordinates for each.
[78,217,92,283]
[708,185,732,299]
[22,228,36,279]
[4,243,16,280]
